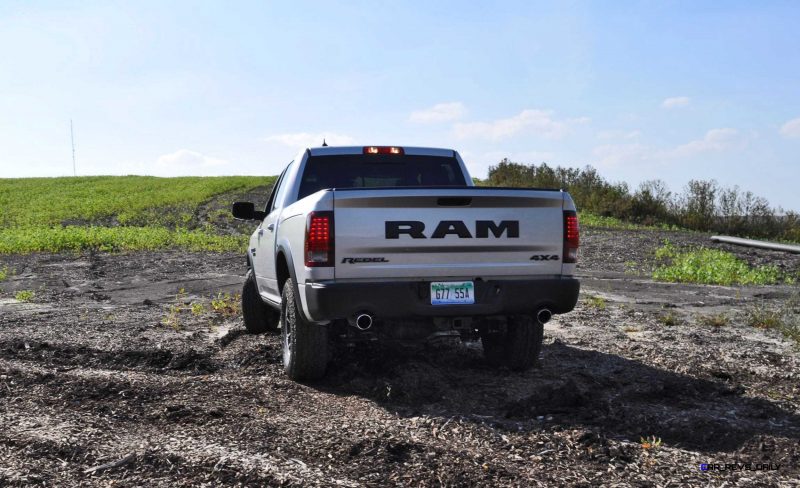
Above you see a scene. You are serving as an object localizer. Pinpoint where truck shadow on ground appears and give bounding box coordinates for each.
[318,339,800,454]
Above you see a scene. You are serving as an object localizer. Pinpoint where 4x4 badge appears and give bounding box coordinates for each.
[530,254,559,261]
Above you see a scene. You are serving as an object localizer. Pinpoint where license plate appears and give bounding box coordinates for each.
[431,281,475,305]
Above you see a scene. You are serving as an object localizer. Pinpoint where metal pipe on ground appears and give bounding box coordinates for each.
[710,235,800,254]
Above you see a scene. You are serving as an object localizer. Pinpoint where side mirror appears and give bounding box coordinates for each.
[232,202,267,221]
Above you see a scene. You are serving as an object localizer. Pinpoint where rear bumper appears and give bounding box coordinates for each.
[301,277,579,322]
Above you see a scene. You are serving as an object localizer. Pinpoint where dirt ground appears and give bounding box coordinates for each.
[1,228,798,487]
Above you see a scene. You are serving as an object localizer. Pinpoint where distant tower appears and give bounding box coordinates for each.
[322,139,328,147]
[70,119,76,176]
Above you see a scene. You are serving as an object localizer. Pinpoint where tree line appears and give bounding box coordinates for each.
[477,159,800,242]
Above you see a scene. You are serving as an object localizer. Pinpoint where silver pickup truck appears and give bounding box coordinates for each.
[232,145,580,380]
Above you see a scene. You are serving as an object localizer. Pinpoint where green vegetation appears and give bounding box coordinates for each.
[579,213,637,229]
[698,313,729,327]
[162,288,189,330]
[3,168,796,255]
[658,311,680,326]
[14,290,34,302]
[652,241,786,286]
[0,176,274,254]
[190,302,205,316]
[782,321,800,345]
[640,435,662,451]
[623,260,642,276]
[481,160,800,241]
[579,212,681,231]
[162,303,184,330]
[585,295,607,310]
[161,288,243,330]
[0,265,10,281]
[0,226,247,254]
[210,292,241,317]
[746,302,785,330]
[746,295,800,345]
[0,176,271,227]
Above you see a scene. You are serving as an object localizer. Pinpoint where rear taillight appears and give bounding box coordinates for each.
[563,211,579,264]
[305,211,334,267]
[363,146,404,155]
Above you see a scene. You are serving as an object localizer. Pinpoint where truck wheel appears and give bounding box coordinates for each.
[241,269,279,334]
[481,315,543,371]
[280,278,328,381]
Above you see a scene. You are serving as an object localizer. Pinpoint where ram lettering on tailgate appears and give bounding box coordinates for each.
[385,220,519,239]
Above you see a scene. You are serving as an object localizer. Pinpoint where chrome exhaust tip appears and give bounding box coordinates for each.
[537,308,552,324]
[355,313,373,331]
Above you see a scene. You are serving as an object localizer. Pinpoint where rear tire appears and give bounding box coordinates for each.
[241,269,279,334]
[281,278,328,381]
[481,315,543,371]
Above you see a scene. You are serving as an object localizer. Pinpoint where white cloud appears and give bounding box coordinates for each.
[264,132,354,148]
[156,149,228,169]
[672,128,740,156]
[596,129,641,140]
[409,102,467,123]
[592,143,652,169]
[779,117,800,138]
[453,109,588,141]
[121,149,232,176]
[662,96,690,109]
[591,128,743,169]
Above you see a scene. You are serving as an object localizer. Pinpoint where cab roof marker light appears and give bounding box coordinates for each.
[363,146,404,155]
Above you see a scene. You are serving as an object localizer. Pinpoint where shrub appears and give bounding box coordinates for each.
[746,303,784,330]
[659,312,680,326]
[745,295,800,345]
[679,180,718,231]
[653,243,784,285]
[585,295,607,310]
[211,292,241,317]
[698,313,729,327]
[630,180,672,225]
[484,160,799,242]
[14,290,34,302]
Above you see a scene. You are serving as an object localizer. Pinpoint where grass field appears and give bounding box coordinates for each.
[578,212,675,231]
[0,176,275,254]
[0,176,272,227]
[0,175,681,254]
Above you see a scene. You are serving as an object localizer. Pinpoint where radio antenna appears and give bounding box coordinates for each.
[71,119,76,176]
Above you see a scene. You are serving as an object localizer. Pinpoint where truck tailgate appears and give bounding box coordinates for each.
[333,188,564,280]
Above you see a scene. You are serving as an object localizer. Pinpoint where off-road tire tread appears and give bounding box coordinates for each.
[481,315,543,371]
[480,332,505,367]
[281,278,328,381]
[241,269,279,334]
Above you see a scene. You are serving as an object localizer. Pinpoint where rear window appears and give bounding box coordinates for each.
[298,154,467,200]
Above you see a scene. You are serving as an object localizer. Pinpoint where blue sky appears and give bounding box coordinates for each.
[1,1,799,210]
